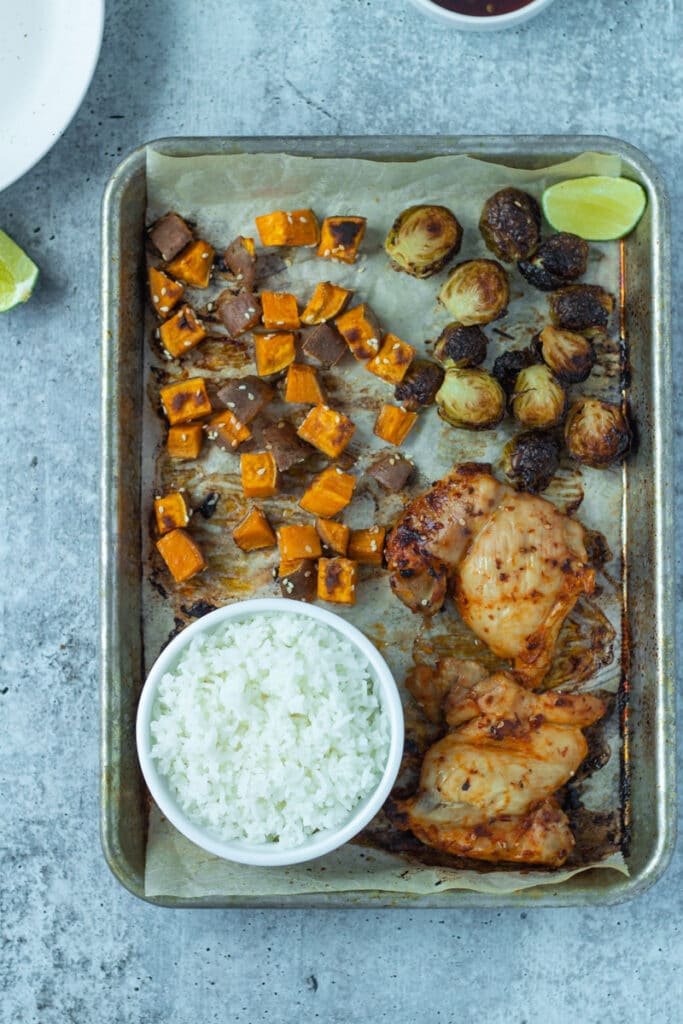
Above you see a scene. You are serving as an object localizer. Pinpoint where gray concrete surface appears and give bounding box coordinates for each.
[1,1,681,1021]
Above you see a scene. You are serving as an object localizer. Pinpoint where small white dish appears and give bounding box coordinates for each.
[136,599,405,867]
[407,0,556,30]
[0,0,105,192]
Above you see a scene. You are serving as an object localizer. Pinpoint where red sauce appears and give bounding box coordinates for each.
[433,0,535,14]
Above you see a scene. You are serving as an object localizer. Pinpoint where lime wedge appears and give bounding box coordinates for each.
[0,229,39,312]
[542,176,647,241]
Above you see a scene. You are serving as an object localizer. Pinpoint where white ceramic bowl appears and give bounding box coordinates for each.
[407,0,556,30]
[136,598,404,867]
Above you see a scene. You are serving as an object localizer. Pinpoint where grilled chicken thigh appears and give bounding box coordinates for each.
[385,463,595,686]
[398,659,606,866]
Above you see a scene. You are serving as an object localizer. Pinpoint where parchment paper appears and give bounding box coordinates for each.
[142,147,628,898]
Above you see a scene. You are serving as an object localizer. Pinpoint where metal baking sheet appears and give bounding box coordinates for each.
[100,135,675,907]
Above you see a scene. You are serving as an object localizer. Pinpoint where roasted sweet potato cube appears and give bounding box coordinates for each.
[166,239,215,289]
[149,266,184,317]
[261,291,300,330]
[297,404,355,459]
[205,410,252,451]
[167,423,203,460]
[156,528,206,583]
[159,304,207,358]
[300,323,347,367]
[335,304,382,360]
[262,420,312,472]
[317,217,367,264]
[154,492,191,536]
[285,363,326,405]
[232,506,277,552]
[374,404,418,446]
[277,524,322,561]
[223,236,257,290]
[348,526,386,566]
[254,332,296,377]
[240,451,279,498]
[255,208,320,247]
[366,333,416,385]
[278,558,317,602]
[367,450,414,491]
[301,282,353,325]
[299,467,356,517]
[317,557,358,605]
[216,375,274,424]
[160,378,212,425]
[315,518,350,556]
[148,212,193,262]
[216,290,262,338]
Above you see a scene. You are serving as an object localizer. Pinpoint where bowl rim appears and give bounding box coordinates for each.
[406,0,557,28]
[135,598,405,867]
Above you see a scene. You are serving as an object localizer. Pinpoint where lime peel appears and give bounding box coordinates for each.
[542,176,647,242]
[0,229,39,312]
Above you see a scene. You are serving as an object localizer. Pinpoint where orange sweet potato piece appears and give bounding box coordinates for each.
[297,404,355,458]
[366,333,416,385]
[315,518,350,556]
[254,332,297,376]
[156,529,207,583]
[149,266,184,317]
[373,404,418,446]
[317,557,358,605]
[240,452,279,498]
[160,378,212,425]
[301,282,353,325]
[335,304,382,360]
[255,209,320,247]
[154,492,191,536]
[159,305,207,358]
[260,291,300,330]
[317,216,367,263]
[299,467,356,517]
[348,526,386,566]
[205,410,252,451]
[166,239,215,288]
[167,423,203,460]
[278,558,317,602]
[277,524,322,561]
[232,506,277,551]
[285,363,326,405]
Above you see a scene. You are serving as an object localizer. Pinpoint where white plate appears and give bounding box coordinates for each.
[0,0,105,192]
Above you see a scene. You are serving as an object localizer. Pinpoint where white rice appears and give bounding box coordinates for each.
[149,613,390,846]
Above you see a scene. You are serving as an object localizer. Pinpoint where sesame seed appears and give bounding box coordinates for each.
[154,328,160,338]
[181,433,187,441]
[299,216,307,223]
[458,518,466,527]
[152,294,160,303]
[305,545,312,553]
[236,273,243,281]
[370,541,377,551]
[158,505,165,513]
[420,598,429,606]
[161,287,167,296]
[238,385,247,390]
[304,571,311,578]
[247,393,255,400]
[201,251,209,259]
[207,302,215,312]
[392,343,401,350]
[256,467,266,476]
[335,467,343,474]
[227,401,235,408]
[160,305,169,313]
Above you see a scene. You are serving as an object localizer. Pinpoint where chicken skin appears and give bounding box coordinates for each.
[397,659,606,866]
[385,463,595,686]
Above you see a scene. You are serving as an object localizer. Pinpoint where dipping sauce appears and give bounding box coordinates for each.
[432,0,535,13]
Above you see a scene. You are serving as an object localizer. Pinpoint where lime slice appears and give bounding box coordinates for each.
[542,176,647,241]
[0,229,39,312]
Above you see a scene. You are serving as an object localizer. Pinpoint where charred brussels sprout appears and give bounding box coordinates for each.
[503,431,560,493]
[434,323,488,368]
[512,364,567,430]
[518,233,589,291]
[549,284,615,337]
[564,397,631,468]
[394,359,445,410]
[438,259,509,326]
[492,347,536,395]
[479,188,541,262]
[435,368,506,431]
[384,205,463,278]
[532,325,596,385]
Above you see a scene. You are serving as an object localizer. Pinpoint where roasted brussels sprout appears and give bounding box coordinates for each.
[511,364,567,430]
[491,347,536,395]
[479,188,541,262]
[438,259,509,326]
[503,431,560,493]
[384,204,463,278]
[394,358,445,410]
[549,284,615,337]
[517,233,589,291]
[435,368,506,430]
[564,397,631,468]
[434,323,488,368]
[532,325,596,385]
